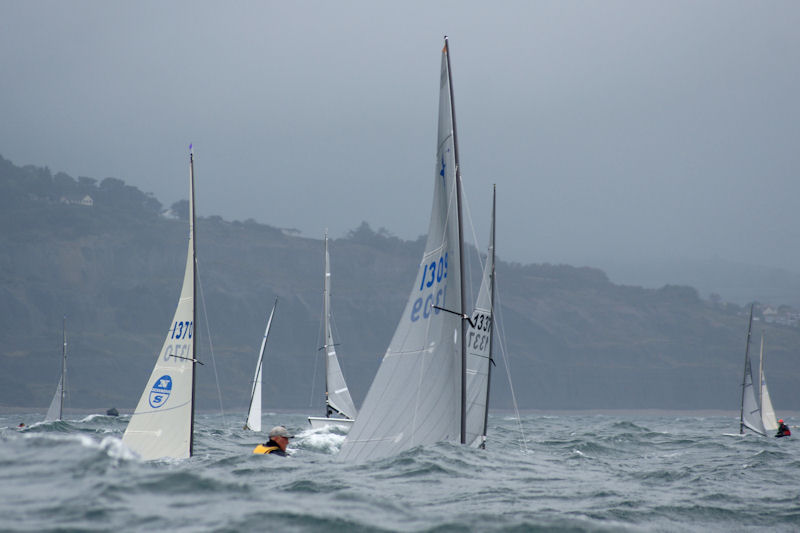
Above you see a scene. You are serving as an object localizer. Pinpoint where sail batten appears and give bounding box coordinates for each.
[122,150,197,460]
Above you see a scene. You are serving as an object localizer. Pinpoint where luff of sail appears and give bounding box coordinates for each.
[244,299,278,432]
[122,150,197,460]
[44,316,67,422]
[339,38,465,461]
[322,233,358,420]
[464,187,495,448]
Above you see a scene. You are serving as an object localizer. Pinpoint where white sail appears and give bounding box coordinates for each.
[321,233,358,420]
[44,316,67,422]
[340,39,465,461]
[758,332,779,433]
[122,150,197,460]
[465,187,495,447]
[244,299,278,432]
[740,306,765,435]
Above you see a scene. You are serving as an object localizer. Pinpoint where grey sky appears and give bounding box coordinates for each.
[2,2,799,293]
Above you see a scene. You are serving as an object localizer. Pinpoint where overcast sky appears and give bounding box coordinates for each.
[2,1,800,290]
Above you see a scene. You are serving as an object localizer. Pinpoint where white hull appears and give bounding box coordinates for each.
[308,416,354,430]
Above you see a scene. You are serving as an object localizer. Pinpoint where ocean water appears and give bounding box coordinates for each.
[1,411,798,532]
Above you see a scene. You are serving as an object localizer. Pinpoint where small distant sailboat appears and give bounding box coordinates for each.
[122,148,199,460]
[44,315,68,422]
[244,298,278,432]
[340,38,481,461]
[739,305,780,435]
[308,233,358,430]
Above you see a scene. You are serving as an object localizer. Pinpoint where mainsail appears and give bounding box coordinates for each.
[739,305,765,435]
[339,38,467,461]
[244,299,278,432]
[758,332,779,433]
[464,186,495,448]
[122,149,198,460]
[319,233,358,420]
[44,316,67,422]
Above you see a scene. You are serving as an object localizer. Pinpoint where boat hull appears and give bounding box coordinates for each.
[308,416,354,430]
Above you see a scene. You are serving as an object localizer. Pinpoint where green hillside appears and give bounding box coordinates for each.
[2,154,799,413]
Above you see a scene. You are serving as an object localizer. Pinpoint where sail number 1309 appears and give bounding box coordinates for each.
[410,253,448,322]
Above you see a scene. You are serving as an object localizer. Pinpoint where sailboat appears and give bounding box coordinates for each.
[308,233,358,430]
[464,186,495,448]
[243,298,278,432]
[44,315,68,422]
[122,148,199,460]
[339,37,478,461]
[739,305,780,435]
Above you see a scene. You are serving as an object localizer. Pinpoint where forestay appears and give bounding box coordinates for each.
[122,151,197,460]
[244,299,278,432]
[464,188,495,447]
[322,234,358,420]
[339,39,465,461]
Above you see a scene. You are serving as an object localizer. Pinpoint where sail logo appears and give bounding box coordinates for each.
[149,375,173,408]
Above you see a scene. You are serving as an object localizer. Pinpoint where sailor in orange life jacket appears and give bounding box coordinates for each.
[253,425,294,455]
[776,419,791,438]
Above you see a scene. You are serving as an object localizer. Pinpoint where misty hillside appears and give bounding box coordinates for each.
[2,154,800,413]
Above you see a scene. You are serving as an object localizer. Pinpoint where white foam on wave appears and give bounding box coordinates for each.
[297,426,347,454]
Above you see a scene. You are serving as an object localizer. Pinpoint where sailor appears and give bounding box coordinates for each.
[776,419,791,438]
[252,425,294,455]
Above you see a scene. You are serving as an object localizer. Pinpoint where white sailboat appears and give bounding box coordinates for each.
[740,305,764,435]
[44,315,68,422]
[339,38,474,461]
[308,233,358,430]
[244,299,278,432]
[464,186,495,448]
[122,148,199,460]
[739,306,780,435]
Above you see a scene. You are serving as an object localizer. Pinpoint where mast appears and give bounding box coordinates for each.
[60,314,67,420]
[739,304,753,434]
[324,232,331,417]
[480,185,496,447]
[444,36,467,444]
[189,148,197,456]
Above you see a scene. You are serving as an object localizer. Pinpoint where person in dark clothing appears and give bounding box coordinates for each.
[776,419,791,438]
[252,425,294,455]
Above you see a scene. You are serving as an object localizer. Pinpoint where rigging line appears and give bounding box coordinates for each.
[460,183,487,305]
[493,274,529,454]
[196,259,227,429]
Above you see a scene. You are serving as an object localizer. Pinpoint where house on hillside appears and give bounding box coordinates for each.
[60,194,94,207]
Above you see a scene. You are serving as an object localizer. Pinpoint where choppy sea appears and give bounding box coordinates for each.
[1,411,798,532]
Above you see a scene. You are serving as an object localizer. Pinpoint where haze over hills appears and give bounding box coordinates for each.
[2,154,800,414]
